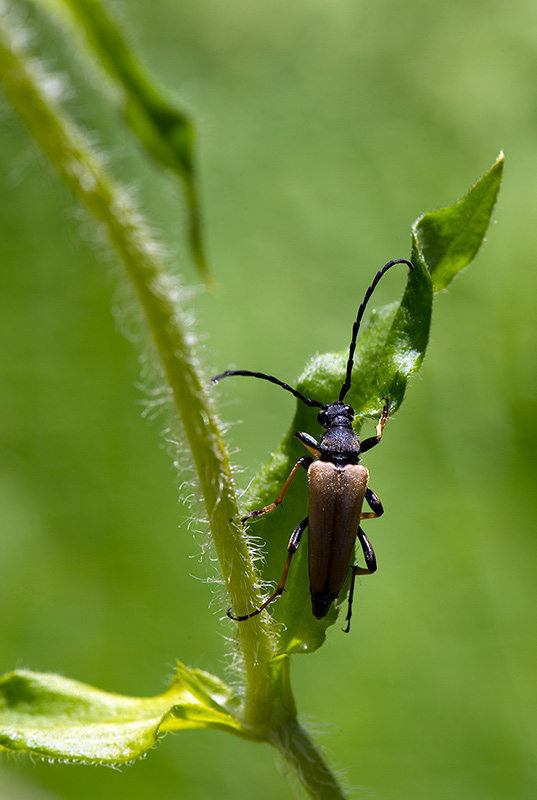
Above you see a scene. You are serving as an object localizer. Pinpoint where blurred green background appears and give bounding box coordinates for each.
[1,1,536,798]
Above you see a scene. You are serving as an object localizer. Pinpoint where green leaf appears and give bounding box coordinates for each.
[228,154,503,655]
[0,664,247,764]
[243,260,430,655]
[413,151,504,292]
[32,0,211,285]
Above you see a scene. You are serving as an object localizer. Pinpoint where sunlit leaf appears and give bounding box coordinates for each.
[230,154,504,655]
[413,151,504,292]
[0,664,246,764]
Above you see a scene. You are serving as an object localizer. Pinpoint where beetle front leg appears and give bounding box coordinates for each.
[241,456,312,523]
[295,430,320,457]
[360,397,390,454]
[342,527,377,634]
[227,517,308,621]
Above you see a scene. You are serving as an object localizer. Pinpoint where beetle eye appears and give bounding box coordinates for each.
[317,408,329,428]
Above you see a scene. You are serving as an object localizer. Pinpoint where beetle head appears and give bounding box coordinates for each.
[318,402,354,430]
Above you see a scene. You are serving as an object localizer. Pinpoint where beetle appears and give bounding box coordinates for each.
[212,258,414,631]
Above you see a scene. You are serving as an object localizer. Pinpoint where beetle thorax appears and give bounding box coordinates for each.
[317,402,361,465]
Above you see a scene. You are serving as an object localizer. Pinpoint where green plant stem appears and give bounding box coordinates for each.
[272,721,349,800]
[0,13,352,796]
[0,8,274,726]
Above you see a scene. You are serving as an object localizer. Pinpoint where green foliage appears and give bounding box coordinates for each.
[233,154,503,655]
[0,32,502,752]
[0,665,245,763]
[413,157,504,292]
[0,2,517,799]
[33,0,210,284]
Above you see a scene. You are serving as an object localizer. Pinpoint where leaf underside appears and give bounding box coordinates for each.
[0,665,245,765]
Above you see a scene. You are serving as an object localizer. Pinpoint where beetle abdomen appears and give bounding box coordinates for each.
[308,461,369,618]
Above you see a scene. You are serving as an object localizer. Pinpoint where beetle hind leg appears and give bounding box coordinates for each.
[342,526,377,634]
[227,517,308,622]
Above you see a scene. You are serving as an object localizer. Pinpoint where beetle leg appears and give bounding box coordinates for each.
[227,517,308,621]
[360,397,390,453]
[295,430,320,457]
[241,457,313,523]
[342,526,377,633]
[360,486,384,520]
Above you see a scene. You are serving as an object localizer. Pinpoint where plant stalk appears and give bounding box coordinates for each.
[0,5,274,724]
[271,720,349,800]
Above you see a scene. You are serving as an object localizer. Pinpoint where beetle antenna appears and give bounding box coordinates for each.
[212,370,325,409]
[338,259,414,402]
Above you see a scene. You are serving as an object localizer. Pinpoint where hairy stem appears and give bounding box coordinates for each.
[272,721,349,800]
[0,11,350,797]
[0,6,274,724]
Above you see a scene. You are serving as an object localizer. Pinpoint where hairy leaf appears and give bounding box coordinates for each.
[0,664,246,765]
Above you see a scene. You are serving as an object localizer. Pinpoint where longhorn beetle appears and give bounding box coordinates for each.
[212,258,414,632]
